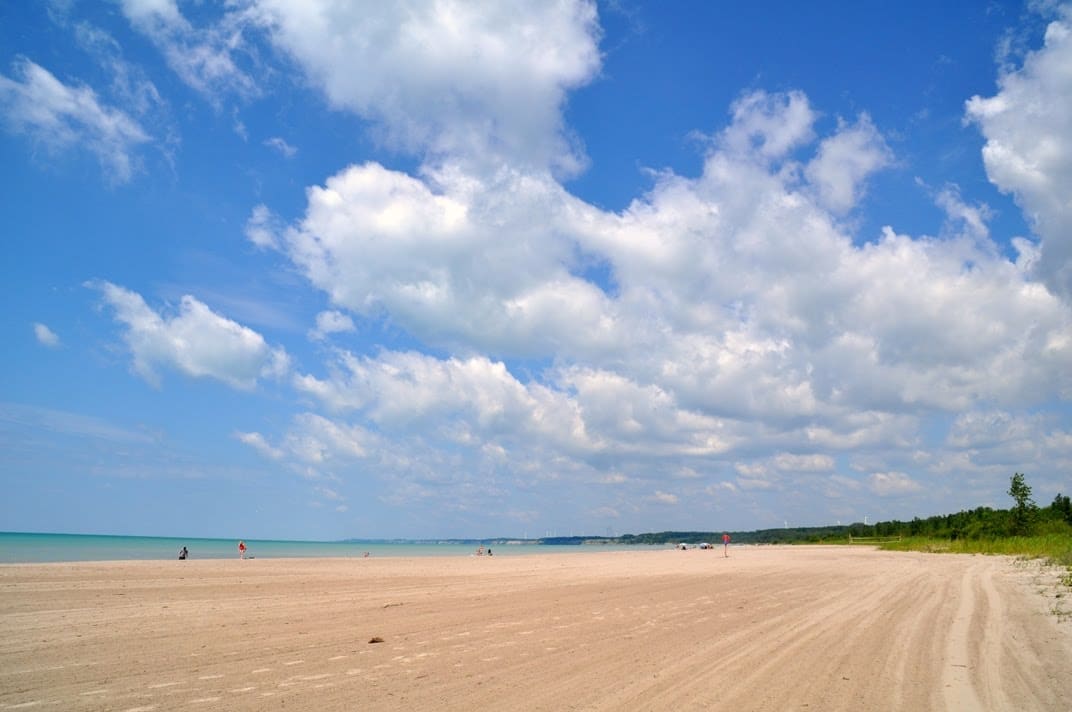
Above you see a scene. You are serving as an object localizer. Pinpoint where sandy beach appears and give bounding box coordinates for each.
[1,546,1070,711]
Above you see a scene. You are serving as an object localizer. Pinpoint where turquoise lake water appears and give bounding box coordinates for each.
[0,532,649,563]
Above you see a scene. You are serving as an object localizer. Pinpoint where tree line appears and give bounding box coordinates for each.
[560,473,1072,546]
[857,473,1070,541]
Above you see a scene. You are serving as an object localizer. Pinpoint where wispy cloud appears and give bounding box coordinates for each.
[0,58,149,182]
[264,136,297,157]
[0,402,155,443]
[651,490,679,505]
[117,0,259,102]
[33,322,60,348]
[868,472,924,497]
[234,431,284,460]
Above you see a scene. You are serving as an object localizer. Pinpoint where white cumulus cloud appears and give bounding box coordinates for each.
[247,0,601,174]
[267,162,618,357]
[91,281,290,390]
[156,3,1072,529]
[721,90,816,161]
[966,5,1072,300]
[308,310,355,341]
[250,65,1072,528]
[805,114,892,214]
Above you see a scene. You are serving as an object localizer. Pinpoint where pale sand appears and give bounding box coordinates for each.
[1,547,1070,711]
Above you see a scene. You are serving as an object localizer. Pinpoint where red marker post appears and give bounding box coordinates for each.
[722,533,730,558]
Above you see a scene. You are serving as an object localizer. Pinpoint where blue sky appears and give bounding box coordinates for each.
[2,1,1070,541]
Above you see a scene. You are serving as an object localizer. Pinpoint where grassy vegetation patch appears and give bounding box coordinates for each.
[879,533,1072,565]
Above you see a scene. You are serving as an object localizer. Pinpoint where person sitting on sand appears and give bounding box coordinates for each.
[178,546,188,560]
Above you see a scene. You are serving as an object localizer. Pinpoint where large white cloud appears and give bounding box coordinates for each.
[0,58,149,182]
[228,4,1072,527]
[246,0,601,174]
[291,349,742,465]
[295,350,592,454]
[265,161,620,357]
[966,5,1072,300]
[92,281,289,390]
[598,93,1071,417]
[264,84,1072,433]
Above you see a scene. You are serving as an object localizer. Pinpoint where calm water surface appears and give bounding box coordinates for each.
[0,532,654,563]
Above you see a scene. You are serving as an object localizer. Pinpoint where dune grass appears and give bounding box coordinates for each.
[879,533,1072,570]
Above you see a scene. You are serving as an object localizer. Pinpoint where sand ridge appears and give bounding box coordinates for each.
[1,546,1069,711]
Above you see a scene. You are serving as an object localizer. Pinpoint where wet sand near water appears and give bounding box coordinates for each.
[1,546,1070,711]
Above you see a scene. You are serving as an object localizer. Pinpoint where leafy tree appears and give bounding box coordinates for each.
[1052,493,1072,525]
[1008,472,1038,535]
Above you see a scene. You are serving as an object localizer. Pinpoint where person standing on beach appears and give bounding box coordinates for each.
[238,540,247,559]
[722,533,731,557]
[178,546,188,560]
